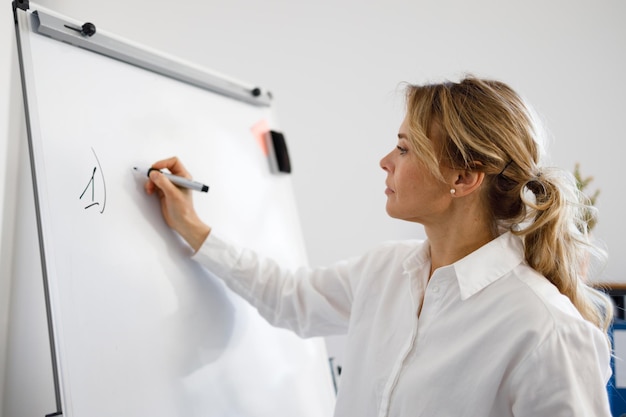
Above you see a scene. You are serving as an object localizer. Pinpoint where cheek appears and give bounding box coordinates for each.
[398,165,444,199]
[397,163,427,190]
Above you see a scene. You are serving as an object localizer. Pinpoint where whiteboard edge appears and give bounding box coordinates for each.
[28,1,272,108]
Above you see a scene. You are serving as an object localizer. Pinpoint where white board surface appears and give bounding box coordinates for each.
[15,4,335,417]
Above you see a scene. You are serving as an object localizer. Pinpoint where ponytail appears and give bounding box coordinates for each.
[515,168,613,336]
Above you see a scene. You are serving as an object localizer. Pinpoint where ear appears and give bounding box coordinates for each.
[450,163,485,197]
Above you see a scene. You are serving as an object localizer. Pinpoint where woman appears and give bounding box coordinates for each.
[144,76,613,416]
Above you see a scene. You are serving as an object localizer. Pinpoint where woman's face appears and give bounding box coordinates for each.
[380,116,452,224]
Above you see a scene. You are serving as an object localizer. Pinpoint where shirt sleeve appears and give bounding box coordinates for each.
[508,319,612,416]
[191,233,363,338]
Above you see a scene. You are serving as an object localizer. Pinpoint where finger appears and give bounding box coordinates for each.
[144,179,155,195]
[151,156,192,179]
[149,169,181,198]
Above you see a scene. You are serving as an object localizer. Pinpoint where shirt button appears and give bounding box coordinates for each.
[431,286,440,293]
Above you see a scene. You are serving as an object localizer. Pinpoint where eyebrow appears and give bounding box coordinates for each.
[397,133,408,140]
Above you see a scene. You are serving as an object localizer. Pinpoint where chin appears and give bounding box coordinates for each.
[385,206,399,219]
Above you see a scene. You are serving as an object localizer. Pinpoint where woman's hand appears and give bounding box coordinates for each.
[144,156,211,251]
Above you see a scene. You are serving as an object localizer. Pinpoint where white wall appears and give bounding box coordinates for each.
[3,0,625,400]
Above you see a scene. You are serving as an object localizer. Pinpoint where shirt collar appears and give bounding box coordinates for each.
[453,231,525,300]
[401,240,431,274]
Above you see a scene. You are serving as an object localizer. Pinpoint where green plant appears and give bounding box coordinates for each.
[573,162,600,232]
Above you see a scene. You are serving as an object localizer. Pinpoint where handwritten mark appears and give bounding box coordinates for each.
[78,148,107,213]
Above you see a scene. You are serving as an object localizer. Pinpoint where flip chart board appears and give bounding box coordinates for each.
[13,3,335,416]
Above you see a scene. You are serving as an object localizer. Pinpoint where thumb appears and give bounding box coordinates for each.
[149,169,179,196]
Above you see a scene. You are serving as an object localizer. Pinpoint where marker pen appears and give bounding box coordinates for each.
[133,167,209,192]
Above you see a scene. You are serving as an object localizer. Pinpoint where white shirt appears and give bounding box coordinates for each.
[193,231,612,417]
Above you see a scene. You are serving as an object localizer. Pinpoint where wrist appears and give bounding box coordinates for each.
[180,217,211,252]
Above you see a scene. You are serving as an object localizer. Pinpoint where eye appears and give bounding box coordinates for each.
[396,145,408,155]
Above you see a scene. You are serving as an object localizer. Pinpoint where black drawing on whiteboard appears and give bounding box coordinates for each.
[79,148,107,213]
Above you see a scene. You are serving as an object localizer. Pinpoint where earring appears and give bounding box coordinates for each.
[450,188,456,195]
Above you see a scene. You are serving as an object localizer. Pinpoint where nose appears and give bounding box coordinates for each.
[380,150,393,172]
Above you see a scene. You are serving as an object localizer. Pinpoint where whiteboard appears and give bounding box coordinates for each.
[14,4,335,417]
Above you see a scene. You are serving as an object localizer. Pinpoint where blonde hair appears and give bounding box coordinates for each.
[404,75,612,336]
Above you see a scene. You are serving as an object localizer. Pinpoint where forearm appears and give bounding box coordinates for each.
[177,216,211,252]
[192,233,354,337]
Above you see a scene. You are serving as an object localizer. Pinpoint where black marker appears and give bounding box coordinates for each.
[133,167,209,192]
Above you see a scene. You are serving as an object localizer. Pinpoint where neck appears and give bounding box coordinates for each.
[425,221,498,277]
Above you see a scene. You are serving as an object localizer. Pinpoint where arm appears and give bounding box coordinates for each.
[193,233,358,337]
[509,321,612,416]
[144,156,357,337]
[144,156,211,251]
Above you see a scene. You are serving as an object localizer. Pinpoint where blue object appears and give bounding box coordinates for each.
[609,319,626,417]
